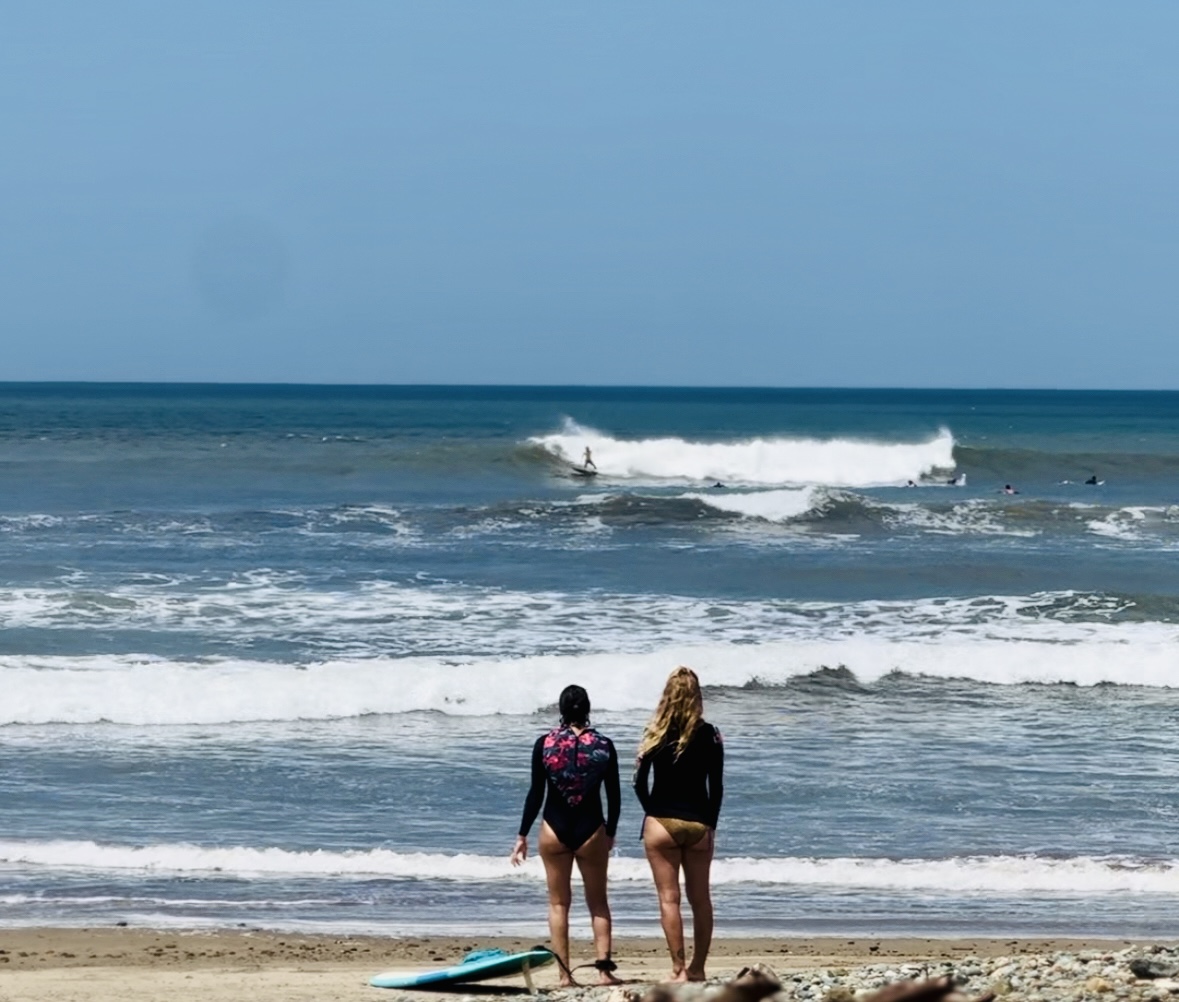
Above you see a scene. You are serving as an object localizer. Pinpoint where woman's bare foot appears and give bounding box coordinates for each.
[559,976,577,989]
[685,967,707,982]
[669,969,689,983]
[598,971,624,986]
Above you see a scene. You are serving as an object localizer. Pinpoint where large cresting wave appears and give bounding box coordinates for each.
[529,421,956,487]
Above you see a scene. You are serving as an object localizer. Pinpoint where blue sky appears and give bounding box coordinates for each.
[3,3,1178,386]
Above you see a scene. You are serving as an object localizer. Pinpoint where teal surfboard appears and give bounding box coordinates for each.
[370,948,556,989]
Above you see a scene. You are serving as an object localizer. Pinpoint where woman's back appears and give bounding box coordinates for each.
[520,725,621,851]
[634,721,723,828]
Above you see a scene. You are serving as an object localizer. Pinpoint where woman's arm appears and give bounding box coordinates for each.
[632,749,654,816]
[517,736,546,837]
[706,726,724,829]
[604,742,621,838]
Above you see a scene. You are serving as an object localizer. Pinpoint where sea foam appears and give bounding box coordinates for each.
[3,840,1177,895]
[2,580,1151,666]
[3,601,1179,725]
[530,421,955,486]
[677,487,822,522]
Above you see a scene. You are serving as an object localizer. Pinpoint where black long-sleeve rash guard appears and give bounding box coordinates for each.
[633,722,724,828]
[518,729,621,850]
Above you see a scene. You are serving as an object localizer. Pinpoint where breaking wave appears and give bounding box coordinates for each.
[4,591,1179,724]
[5,495,1179,549]
[555,493,1179,544]
[5,840,1179,895]
[528,421,955,487]
[676,487,823,522]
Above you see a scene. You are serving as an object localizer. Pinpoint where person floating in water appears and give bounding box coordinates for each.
[582,447,597,471]
[1002,484,1019,495]
[947,474,966,487]
[711,481,725,489]
[906,480,917,488]
[1085,475,1100,485]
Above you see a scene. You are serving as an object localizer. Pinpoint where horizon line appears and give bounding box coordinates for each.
[1,381,1178,394]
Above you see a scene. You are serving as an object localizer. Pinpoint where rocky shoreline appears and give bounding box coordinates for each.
[511,947,1179,1002]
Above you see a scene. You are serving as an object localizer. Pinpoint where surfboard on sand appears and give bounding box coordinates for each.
[371,947,557,989]
[570,465,598,477]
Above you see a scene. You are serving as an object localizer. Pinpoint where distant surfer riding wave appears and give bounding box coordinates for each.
[571,446,599,477]
[528,420,956,487]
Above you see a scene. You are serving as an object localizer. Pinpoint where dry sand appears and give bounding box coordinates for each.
[0,929,1150,1002]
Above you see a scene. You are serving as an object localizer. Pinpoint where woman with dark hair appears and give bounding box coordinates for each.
[511,685,622,986]
[633,666,724,983]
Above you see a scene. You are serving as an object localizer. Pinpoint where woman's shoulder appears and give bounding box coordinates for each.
[695,721,723,745]
[582,727,616,751]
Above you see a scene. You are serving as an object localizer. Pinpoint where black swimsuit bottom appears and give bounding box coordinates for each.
[544,803,606,851]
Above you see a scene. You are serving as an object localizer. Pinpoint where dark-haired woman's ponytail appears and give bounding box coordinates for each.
[558,684,591,727]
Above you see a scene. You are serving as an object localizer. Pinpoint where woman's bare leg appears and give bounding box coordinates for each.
[681,829,715,981]
[539,822,576,985]
[573,826,622,985]
[643,818,687,981]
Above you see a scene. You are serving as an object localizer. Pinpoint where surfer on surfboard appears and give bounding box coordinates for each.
[582,447,597,471]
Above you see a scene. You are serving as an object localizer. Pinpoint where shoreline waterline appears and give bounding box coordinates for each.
[0,927,1157,972]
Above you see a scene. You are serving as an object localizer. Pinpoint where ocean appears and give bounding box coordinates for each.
[2,384,1179,938]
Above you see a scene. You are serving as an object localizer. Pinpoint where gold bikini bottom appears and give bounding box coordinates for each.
[652,817,710,848]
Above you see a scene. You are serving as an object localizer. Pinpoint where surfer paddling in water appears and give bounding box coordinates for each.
[634,667,724,983]
[512,685,622,986]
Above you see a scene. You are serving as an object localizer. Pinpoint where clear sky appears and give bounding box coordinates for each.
[3,3,1178,387]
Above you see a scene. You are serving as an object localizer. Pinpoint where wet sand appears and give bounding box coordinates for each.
[0,928,1153,1002]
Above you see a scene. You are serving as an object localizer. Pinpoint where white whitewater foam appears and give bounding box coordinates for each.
[530,420,955,487]
[0,578,1142,665]
[4,597,1179,725]
[3,840,1178,895]
[880,499,1038,538]
[0,893,343,907]
[678,488,822,523]
[1086,506,1163,541]
[0,514,65,531]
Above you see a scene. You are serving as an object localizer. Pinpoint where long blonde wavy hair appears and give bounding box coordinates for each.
[638,666,703,760]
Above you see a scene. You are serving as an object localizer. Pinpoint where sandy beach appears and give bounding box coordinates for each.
[0,929,1157,1002]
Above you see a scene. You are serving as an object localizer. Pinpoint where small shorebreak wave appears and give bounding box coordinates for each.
[4,840,1178,895]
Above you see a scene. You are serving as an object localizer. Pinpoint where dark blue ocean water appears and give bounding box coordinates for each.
[2,385,1178,937]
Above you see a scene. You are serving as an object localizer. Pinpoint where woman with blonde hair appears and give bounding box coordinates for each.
[633,666,724,982]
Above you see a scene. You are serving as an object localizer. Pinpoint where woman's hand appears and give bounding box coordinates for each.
[510,835,528,866]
